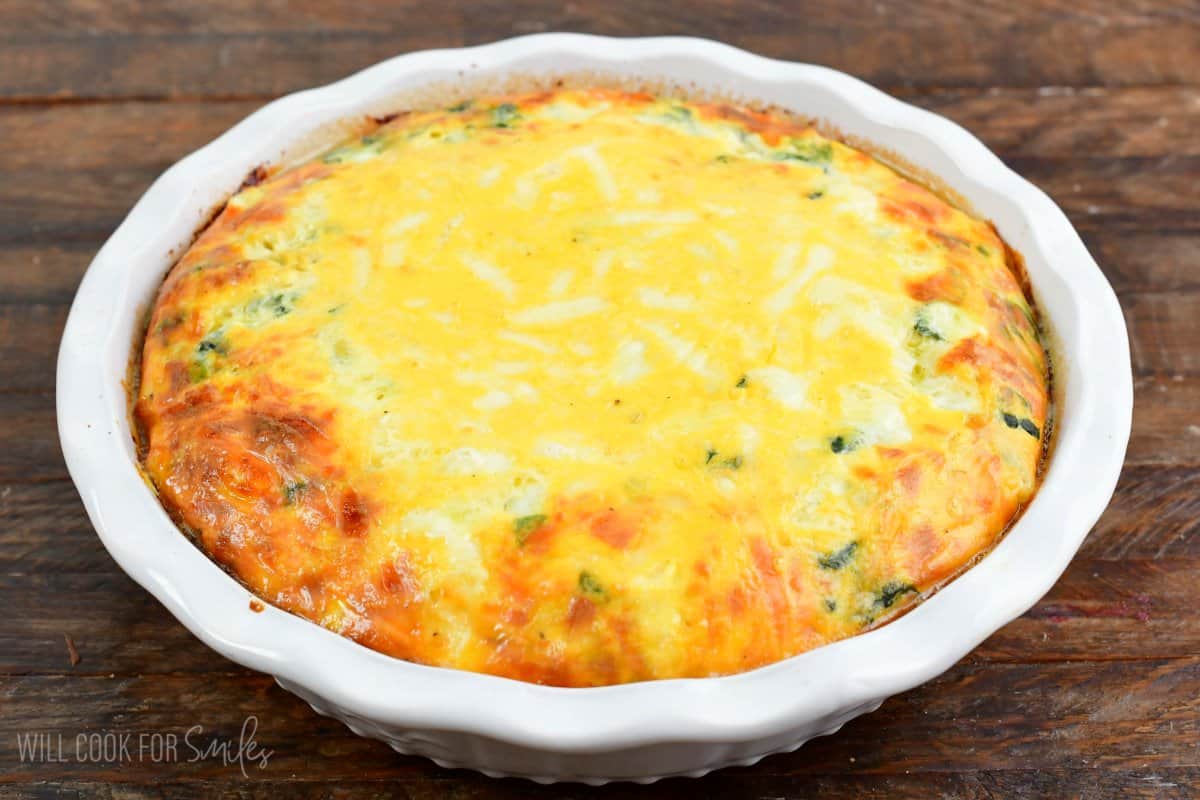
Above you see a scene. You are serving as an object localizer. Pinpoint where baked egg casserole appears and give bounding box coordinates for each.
[134,88,1050,686]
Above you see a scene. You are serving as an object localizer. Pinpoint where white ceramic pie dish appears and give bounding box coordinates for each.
[57,33,1131,783]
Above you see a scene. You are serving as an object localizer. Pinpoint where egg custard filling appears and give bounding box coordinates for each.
[135,89,1050,686]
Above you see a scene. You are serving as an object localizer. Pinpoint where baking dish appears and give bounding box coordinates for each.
[57,33,1131,783]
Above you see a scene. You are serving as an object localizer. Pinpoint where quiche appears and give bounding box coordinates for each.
[134,88,1050,687]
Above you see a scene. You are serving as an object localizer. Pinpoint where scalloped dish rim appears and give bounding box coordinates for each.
[56,33,1131,783]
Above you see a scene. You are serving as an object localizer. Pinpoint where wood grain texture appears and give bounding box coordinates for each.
[5,88,1198,172]
[1,466,1195,678]
[0,467,1192,577]
[4,773,1199,800]
[4,229,1196,304]
[4,89,1200,245]
[1,659,1197,781]
[5,294,1199,396]
[10,377,1199,488]
[1,1,1197,797]
[1,1,1198,100]
[6,0,1198,36]
[3,556,1196,678]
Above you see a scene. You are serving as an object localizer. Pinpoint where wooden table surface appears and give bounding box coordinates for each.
[2,2,1198,797]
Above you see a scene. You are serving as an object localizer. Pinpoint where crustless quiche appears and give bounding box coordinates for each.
[135,89,1050,686]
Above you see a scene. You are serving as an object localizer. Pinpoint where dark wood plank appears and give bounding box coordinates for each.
[1087,231,1200,295]
[1125,294,1200,375]
[0,90,1194,308]
[1009,156,1200,232]
[0,482,109,574]
[0,457,1193,676]
[4,464,1193,579]
[0,673,402,783]
[4,88,1200,244]
[972,558,1200,662]
[0,573,235,676]
[751,658,1200,775]
[1129,374,1200,467]
[2,371,1194,493]
[2,467,1196,675]
[5,155,1198,247]
[5,88,1198,175]
[3,166,162,245]
[1,658,1196,782]
[3,292,1194,398]
[1,2,1198,101]
[909,86,1200,158]
[3,769,1199,799]
[3,228,1194,309]
[5,0,1197,36]
[0,306,67,393]
[0,101,262,172]
[0,245,97,305]
[5,556,1196,677]
[1080,465,1200,560]
[0,394,60,482]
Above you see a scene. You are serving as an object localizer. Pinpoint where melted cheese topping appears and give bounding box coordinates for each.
[136,89,1050,686]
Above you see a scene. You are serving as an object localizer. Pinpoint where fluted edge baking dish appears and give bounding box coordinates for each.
[57,33,1131,783]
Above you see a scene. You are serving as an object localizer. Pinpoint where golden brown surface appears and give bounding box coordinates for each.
[134,89,1048,686]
